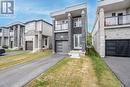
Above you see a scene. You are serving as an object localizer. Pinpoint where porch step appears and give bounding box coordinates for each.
[68,50,82,58]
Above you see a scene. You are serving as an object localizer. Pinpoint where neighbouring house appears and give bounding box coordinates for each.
[24,20,52,52]
[0,22,25,49]
[8,22,25,49]
[50,3,87,57]
[0,27,9,48]
[92,0,130,57]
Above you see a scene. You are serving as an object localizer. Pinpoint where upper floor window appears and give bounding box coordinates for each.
[0,29,2,32]
[73,17,82,28]
[112,13,116,17]
[55,20,68,31]
[10,28,13,32]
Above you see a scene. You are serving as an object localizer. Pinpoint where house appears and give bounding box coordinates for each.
[8,22,25,49]
[24,20,52,52]
[0,27,9,48]
[50,3,87,56]
[92,0,130,57]
[0,22,24,49]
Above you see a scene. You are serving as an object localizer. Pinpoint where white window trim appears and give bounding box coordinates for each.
[73,34,82,49]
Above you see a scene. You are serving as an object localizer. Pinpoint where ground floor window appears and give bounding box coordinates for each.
[73,34,82,49]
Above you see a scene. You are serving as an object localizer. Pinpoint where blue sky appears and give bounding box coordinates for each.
[0,0,97,32]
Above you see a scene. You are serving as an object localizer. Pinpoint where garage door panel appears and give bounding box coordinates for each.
[56,41,69,53]
[106,40,130,57]
[26,41,33,50]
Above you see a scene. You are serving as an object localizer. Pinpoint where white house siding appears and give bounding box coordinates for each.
[105,27,130,40]
[25,36,33,41]
[42,22,52,36]
[36,21,42,31]
[0,33,2,36]
[24,20,52,51]
[104,9,126,17]
[92,18,100,54]
[4,37,8,46]
[127,8,130,14]
[25,22,35,33]
[98,0,124,7]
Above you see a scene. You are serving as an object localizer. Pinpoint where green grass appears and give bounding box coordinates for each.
[87,47,122,87]
[0,50,52,70]
[5,49,20,52]
[25,56,98,87]
[25,48,122,87]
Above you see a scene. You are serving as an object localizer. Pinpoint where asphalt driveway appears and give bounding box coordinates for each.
[104,57,130,87]
[0,51,26,57]
[0,54,67,87]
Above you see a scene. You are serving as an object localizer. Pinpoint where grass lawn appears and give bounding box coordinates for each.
[25,49,122,87]
[5,49,21,52]
[25,56,98,87]
[0,50,52,70]
[87,48,122,87]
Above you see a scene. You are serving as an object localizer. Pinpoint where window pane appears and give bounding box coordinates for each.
[45,38,47,45]
[79,35,82,47]
[75,35,78,47]
[73,17,82,28]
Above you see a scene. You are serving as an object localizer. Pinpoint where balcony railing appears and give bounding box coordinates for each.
[105,14,130,26]
[55,23,68,31]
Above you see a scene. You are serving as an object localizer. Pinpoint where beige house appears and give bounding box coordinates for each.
[0,22,24,49]
[0,20,52,52]
[92,0,130,57]
[24,20,52,52]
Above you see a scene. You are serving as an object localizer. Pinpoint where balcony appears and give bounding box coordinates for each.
[55,23,68,31]
[105,14,130,26]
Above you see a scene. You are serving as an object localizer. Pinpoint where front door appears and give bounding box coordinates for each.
[11,41,13,48]
[74,34,82,49]
[118,13,123,25]
[44,37,48,48]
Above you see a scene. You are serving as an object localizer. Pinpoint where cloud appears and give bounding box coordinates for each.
[15,2,54,16]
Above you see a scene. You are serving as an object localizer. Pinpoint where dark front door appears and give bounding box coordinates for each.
[118,13,123,25]
[26,41,33,50]
[11,41,13,48]
[106,40,130,57]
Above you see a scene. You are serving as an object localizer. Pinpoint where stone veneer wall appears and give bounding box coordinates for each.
[105,27,130,40]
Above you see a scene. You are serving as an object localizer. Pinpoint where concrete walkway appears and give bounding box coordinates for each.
[0,54,67,87]
[104,57,130,87]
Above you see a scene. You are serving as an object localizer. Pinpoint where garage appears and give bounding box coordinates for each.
[56,41,69,53]
[26,41,33,50]
[105,40,130,57]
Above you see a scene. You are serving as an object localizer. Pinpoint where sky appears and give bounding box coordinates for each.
[0,0,97,32]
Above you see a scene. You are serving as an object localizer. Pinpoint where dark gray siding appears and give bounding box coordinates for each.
[55,32,68,40]
[73,27,82,34]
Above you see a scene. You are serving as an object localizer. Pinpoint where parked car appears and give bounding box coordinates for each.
[0,48,5,55]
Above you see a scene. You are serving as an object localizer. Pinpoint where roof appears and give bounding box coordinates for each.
[7,21,25,27]
[50,3,87,17]
[0,27,8,29]
[24,19,53,26]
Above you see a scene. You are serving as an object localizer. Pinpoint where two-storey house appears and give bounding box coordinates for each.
[24,20,52,52]
[0,22,24,49]
[92,0,130,57]
[50,4,87,57]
